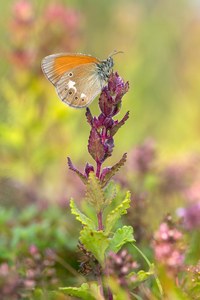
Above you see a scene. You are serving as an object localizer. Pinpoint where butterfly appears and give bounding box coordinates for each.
[41,52,121,108]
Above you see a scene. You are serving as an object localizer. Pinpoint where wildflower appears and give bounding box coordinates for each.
[0,263,23,300]
[177,202,200,230]
[68,72,129,185]
[152,215,185,276]
[127,138,156,175]
[106,250,139,287]
[12,0,34,25]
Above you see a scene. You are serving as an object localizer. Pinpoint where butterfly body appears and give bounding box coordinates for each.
[41,53,114,108]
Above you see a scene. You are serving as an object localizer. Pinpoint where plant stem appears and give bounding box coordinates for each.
[96,161,104,231]
[97,268,105,298]
[95,160,107,298]
[96,161,101,178]
[131,243,163,297]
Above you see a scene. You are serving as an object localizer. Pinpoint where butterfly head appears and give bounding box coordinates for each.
[97,56,114,82]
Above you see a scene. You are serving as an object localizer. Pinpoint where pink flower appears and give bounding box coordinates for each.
[177,201,200,230]
[45,4,79,29]
[152,216,185,276]
[184,181,200,202]
[127,138,156,175]
[12,0,34,24]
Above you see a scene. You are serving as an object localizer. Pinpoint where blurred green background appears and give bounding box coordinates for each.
[0,0,200,204]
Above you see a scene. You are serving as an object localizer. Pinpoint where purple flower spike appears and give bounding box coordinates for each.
[68,72,129,186]
[99,72,129,117]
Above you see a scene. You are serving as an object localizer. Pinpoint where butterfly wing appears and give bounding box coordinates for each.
[55,63,102,108]
[41,53,99,85]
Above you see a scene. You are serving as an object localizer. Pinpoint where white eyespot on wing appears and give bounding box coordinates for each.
[68,80,76,90]
[80,93,86,98]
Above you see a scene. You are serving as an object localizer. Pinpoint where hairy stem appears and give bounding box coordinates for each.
[95,160,106,297]
[96,161,104,231]
[96,161,101,178]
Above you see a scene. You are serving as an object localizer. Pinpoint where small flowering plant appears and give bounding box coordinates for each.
[60,73,163,299]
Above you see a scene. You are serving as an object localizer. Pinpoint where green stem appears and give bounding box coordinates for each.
[131,243,163,297]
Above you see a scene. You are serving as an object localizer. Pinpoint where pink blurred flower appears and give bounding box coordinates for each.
[152,216,185,276]
[8,1,82,72]
[160,154,200,195]
[12,0,34,25]
[107,250,139,287]
[45,3,80,29]
[127,138,156,175]
[184,181,200,202]
[177,201,200,230]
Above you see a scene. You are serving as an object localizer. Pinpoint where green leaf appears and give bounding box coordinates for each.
[101,153,127,188]
[70,199,96,230]
[85,172,105,212]
[104,191,131,234]
[137,269,154,282]
[108,226,135,253]
[103,181,117,206]
[60,282,100,300]
[79,227,109,264]
[185,230,200,263]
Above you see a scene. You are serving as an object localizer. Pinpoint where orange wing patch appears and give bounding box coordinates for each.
[54,55,99,75]
[41,53,99,85]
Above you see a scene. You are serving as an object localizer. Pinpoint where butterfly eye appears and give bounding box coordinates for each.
[68,72,73,77]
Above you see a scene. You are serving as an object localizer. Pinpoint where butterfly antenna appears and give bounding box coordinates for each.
[109,50,124,57]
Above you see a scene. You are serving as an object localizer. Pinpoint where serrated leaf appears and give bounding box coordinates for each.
[85,107,93,126]
[67,157,87,184]
[103,181,117,206]
[101,153,127,188]
[60,282,95,300]
[110,111,129,137]
[88,128,105,163]
[85,172,105,212]
[104,191,131,234]
[79,227,109,264]
[70,199,96,230]
[108,226,135,253]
